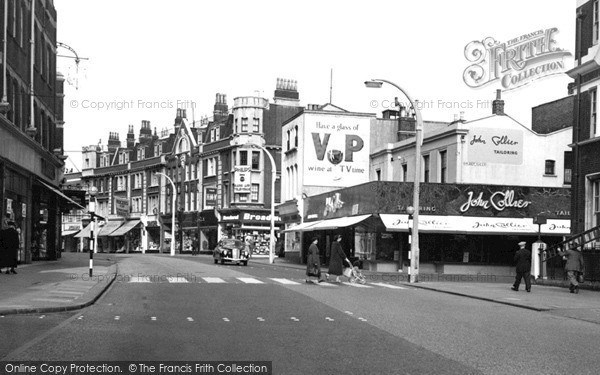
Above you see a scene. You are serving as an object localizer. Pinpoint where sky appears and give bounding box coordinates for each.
[55,0,576,172]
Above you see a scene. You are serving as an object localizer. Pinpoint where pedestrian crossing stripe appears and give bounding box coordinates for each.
[202,277,226,283]
[166,277,189,283]
[270,278,301,285]
[237,277,264,284]
[342,282,373,288]
[130,276,151,283]
[369,282,406,290]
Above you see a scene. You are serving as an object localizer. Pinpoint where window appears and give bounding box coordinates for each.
[545,160,556,175]
[376,169,381,181]
[253,118,260,133]
[154,143,162,155]
[240,150,248,166]
[593,180,600,232]
[236,193,248,202]
[235,119,238,133]
[402,164,408,182]
[251,184,259,202]
[595,0,599,44]
[294,126,298,147]
[591,88,598,137]
[423,154,430,182]
[440,150,447,183]
[287,130,291,150]
[564,151,572,185]
[241,117,248,132]
[252,151,260,169]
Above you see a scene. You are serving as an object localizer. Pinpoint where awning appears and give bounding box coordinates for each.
[307,214,372,231]
[38,180,85,209]
[97,221,125,236]
[282,220,324,232]
[62,230,80,237]
[109,220,141,237]
[74,223,92,238]
[380,214,571,235]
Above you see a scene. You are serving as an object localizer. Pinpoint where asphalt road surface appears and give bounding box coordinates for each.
[2,254,600,375]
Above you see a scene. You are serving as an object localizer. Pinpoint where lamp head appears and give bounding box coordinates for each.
[364,80,383,89]
[88,186,98,197]
[406,206,415,215]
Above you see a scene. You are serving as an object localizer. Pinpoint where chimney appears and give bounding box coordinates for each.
[127,125,135,148]
[273,77,300,106]
[492,89,505,115]
[213,93,228,122]
[108,131,121,153]
[139,120,152,142]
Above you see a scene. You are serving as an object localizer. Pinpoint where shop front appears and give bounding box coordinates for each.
[199,210,219,253]
[219,209,283,256]
[297,181,571,276]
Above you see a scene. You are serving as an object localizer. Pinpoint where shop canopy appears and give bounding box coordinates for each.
[380,214,571,235]
[97,221,125,237]
[62,230,80,237]
[306,214,372,231]
[282,220,324,232]
[74,223,92,238]
[38,180,86,210]
[109,220,141,237]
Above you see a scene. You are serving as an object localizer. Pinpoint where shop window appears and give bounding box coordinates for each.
[545,160,555,176]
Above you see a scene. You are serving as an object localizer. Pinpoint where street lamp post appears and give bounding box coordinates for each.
[247,143,276,264]
[365,78,423,283]
[157,172,176,256]
[87,186,98,277]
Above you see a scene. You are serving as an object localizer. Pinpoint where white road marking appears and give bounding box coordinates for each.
[130,276,151,283]
[187,317,194,322]
[290,317,300,322]
[326,317,335,321]
[342,282,373,288]
[369,282,407,290]
[77,316,84,320]
[358,317,368,322]
[270,278,300,285]
[344,311,354,315]
[257,317,265,322]
[202,277,226,283]
[167,277,189,283]
[237,277,264,284]
[151,317,157,321]
[114,316,120,321]
[317,282,338,287]
[223,318,230,322]
[39,315,45,319]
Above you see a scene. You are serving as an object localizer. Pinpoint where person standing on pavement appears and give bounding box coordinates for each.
[558,242,585,294]
[511,241,531,292]
[191,234,199,256]
[325,234,351,283]
[305,237,322,283]
[0,220,19,274]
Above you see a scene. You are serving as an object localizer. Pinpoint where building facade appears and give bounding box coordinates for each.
[0,0,74,263]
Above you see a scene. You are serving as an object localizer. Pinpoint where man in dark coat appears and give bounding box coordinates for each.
[0,221,19,274]
[558,242,585,294]
[511,241,531,292]
[305,237,322,283]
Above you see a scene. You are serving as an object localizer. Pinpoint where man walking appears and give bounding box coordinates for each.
[558,242,585,294]
[512,241,531,292]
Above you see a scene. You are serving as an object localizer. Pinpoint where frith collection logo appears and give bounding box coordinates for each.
[463,28,571,91]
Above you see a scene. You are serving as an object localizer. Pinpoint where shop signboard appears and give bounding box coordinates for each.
[205,188,217,207]
[115,197,129,217]
[466,128,523,165]
[234,166,251,193]
[304,114,371,187]
[305,181,570,221]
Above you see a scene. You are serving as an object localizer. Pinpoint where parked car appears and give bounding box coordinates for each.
[213,239,249,266]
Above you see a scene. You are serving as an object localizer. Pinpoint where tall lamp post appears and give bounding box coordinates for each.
[87,186,98,277]
[247,143,277,264]
[365,78,423,283]
[157,172,176,256]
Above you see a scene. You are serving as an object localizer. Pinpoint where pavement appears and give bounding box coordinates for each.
[2,252,600,320]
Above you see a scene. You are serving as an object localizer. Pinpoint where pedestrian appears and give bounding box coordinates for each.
[191,235,199,256]
[511,241,531,292]
[0,220,19,274]
[245,235,255,259]
[305,237,322,283]
[558,242,585,294]
[325,234,351,283]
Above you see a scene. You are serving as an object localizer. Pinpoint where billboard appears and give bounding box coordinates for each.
[466,128,523,165]
[234,166,251,193]
[304,114,371,187]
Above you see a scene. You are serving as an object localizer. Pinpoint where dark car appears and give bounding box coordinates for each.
[213,239,249,266]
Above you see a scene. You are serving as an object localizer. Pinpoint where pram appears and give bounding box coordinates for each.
[343,261,366,284]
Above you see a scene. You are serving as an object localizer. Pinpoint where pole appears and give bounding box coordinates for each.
[157,172,176,256]
[88,196,96,277]
[371,79,422,283]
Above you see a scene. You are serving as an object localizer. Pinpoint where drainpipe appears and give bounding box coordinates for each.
[574,9,584,234]
[28,0,36,134]
[0,0,11,115]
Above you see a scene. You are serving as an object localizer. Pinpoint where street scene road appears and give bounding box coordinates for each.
[2,254,599,375]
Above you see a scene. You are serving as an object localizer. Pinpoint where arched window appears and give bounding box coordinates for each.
[177,138,189,153]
